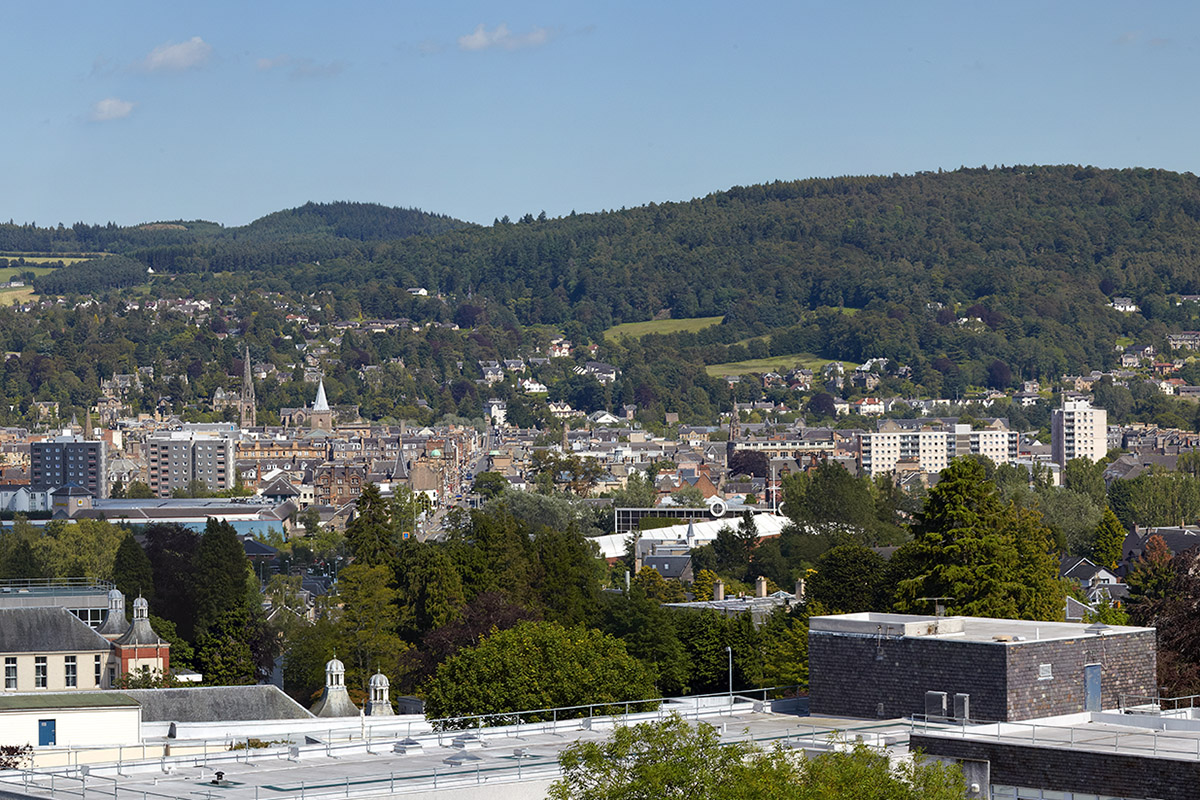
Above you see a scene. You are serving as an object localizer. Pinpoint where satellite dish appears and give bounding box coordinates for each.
[708,497,727,517]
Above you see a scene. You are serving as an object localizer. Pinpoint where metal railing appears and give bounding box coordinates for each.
[0,578,114,591]
[1119,693,1200,713]
[0,690,814,800]
[909,714,1200,761]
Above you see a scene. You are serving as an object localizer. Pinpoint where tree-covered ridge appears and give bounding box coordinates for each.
[0,201,469,254]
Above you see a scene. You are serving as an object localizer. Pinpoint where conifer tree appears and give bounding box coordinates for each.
[112,532,155,605]
[1091,507,1127,570]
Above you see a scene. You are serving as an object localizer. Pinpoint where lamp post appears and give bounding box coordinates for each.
[725,646,733,700]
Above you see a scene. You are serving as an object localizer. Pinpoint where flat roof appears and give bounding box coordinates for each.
[913,713,1200,764]
[0,692,138,710]
[809,613,1154,644]
[4,702,917,799]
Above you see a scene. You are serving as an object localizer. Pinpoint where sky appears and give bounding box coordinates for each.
[3,1,1200,228]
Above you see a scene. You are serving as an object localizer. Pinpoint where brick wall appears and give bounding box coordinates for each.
[1005,631,1157,719]
[911,734,1200,800]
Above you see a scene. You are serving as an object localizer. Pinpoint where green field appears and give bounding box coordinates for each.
[604,315,724,340]
[705,353,858,377]
[0,252,103,265]
[0,266,57,282]
[0,287,36,306]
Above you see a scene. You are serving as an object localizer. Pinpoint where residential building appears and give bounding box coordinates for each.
[30,433,107,498]
[144,430,236,498]
[1052,397,1108,465]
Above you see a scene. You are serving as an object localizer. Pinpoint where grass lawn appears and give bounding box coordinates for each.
[604,315,724,340]
[705,352,859,377]
[0,287,36,306]
[1115,336,1135,348]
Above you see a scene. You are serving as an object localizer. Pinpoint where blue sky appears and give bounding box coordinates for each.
[3,1,1199,227]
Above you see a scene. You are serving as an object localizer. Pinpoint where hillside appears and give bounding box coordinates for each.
[17,166,1200,389]
[0,201,469,255]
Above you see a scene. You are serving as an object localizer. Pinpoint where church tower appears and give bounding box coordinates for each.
[310,378,333,431]
[240,346,257,429]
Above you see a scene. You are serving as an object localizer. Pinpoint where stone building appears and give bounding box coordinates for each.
[808,612,1156,722]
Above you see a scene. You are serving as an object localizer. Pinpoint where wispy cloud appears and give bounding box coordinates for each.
[458,23,553,52]
[1115,31,1171,48]
[90,97,134,122]
[257,54,346,79]
[143,36,212,71]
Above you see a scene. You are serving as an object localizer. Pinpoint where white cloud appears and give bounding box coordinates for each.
[256,54,345,79]
[143,36,212,71]
[257,55,290,71]
[90,97,134,122]
[458,23,553,52]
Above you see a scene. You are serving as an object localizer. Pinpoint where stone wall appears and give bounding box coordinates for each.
[809,629,1157,722]
[1004,630,1157,719]
[911,734,1200,800]
[809,631,1008,721]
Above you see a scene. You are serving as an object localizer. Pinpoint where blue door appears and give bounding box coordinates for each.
[1084,664,1102,712]
[38,719,55,746]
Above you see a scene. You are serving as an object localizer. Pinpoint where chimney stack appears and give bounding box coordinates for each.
[795,578,806,602]
[755,575,768,598]
[713,580,725,602]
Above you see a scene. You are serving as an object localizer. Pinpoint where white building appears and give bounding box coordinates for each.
[1052,397,1108,465]
[858,418,1020,478]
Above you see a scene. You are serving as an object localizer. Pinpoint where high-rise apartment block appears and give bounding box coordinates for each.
[145,430,236,497]
[30,433,107,498]
[1052,397,1108,465]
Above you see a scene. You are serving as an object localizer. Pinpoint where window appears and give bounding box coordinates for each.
[95,655,102,686]
[1038,663,1053,681]
[64,656,77,688]
[35,656,47,688]
[4,657,15,689]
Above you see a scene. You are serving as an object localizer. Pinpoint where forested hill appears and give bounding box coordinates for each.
[16,166,1200,377]
[0,201,470,253]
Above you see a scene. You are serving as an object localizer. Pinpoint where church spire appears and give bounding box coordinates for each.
[240,346,256,429]
[313,378,330,412]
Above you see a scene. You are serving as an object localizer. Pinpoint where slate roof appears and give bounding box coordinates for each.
[0,693,138,711]
[311,686,359,717]
[0,607,113,653]
[122,685,314,722]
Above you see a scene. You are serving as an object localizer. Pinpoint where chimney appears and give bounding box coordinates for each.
[755,575,768,598]
[795,578,806,602]
[713,580,725,602]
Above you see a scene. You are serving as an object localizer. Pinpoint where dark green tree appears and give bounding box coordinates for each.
[193,518,252,637]
[112,532,155,605]
[1091,507,1127,570]
[895,458,1064,620]
[471,471,508,500]
[345,483,398,566]
[808,545,888,613]
[421,620,656,724]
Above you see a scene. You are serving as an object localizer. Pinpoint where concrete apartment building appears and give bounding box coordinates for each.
[30,433,107,498]
[859,418,1019,478]
[144,430,236,497]
[1052,397,1108,465]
